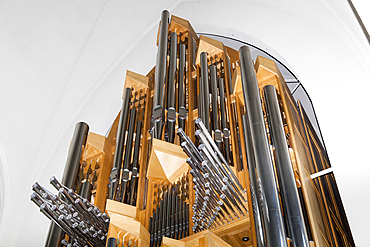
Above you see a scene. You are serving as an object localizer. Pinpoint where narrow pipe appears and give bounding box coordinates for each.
[242,114,266,247]
[239,45,287,247]
[264,85,309,247]
[218,78,231,165]
[45,122,89,247]
[210,65,219,131]
[153,10,170,139]
[200,52,210,130]
[167,32,177,143]
[210,65,223,152]
[178,43,186,130]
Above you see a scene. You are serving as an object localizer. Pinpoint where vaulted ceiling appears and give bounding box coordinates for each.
[0,0,369,246]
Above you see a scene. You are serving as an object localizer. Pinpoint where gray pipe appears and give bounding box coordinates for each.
[45,122,89,247]
[210,65,219,130]
[263,85,309,247]
[153,10,170,139]
[239,45,287,247]
[242,114,266,247]
[200,52,210,130]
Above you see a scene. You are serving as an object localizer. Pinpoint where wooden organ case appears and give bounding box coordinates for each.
[41,10,355,247]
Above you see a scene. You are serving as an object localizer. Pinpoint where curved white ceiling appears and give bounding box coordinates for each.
[0,0,369,246]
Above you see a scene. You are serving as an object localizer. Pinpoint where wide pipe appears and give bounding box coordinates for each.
[263,85,309,247]
[153,10,170,139]
[242,114,266,247]
[45,122,89,247]
[239,45,287,247]
[200,52,210,130]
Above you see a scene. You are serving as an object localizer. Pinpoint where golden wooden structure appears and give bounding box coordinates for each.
[60,11,354,247]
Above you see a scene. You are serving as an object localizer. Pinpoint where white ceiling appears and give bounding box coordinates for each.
[0,0,369,246]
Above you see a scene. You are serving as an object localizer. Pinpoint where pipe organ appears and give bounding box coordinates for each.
[31,10,355,247]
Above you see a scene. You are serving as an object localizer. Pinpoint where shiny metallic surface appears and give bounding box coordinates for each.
[239,45,287,247]
[264,85,309,247]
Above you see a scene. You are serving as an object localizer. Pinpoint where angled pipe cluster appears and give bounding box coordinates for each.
[31,177,109,247]
[177,119,248,232]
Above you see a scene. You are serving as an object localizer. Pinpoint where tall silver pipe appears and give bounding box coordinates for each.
[45,122,89,247]
[239,46,287,247]
[264,85,309,247]
[242,114,266,247]
[200,52,210,130]
[153,10,170,139]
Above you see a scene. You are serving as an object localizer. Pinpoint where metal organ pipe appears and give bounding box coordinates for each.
[239,45,287,247]
[242,114,266,247]
[200,52,210,131]
[153,10,170,139]
[167,32,177,143]
[263,85,310,247]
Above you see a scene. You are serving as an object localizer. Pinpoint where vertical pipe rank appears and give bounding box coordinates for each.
[264,85,309,247]
[239,46,287,247]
